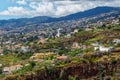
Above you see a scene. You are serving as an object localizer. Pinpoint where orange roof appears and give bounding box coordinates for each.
[57,56,68,60]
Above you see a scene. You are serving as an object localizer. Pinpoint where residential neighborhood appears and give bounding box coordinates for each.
[0,1,119,79]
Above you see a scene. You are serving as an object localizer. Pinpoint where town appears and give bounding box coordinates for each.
[0,16,119,80]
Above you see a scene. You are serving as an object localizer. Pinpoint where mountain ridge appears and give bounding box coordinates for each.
[0,6,120,28]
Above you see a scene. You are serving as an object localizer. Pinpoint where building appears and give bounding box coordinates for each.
[30,52,57,59]
[56,55,69,62]
[94,45,114,52]
[72,42,81,49]
[81,45,87,50]
[21,46,29,52]
[38,38,48,44]
[33,59,44,63]
[85,26,92,31]
[56,28,61,37]
[71,29,79,34]
[91,42,99,47]
[65,33,71,38]
[73,29,79,33]
[0,47,3,56]
[0,64,2,67]
[3,64,23,75]
[113,39,120,44]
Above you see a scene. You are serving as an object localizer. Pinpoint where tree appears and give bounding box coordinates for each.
[30,61,36,68]
[2,47,9,55]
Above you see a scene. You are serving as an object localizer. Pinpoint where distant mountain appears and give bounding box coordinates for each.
[0,6,120,28]
[58,6,120,21]
[0,16,56,28]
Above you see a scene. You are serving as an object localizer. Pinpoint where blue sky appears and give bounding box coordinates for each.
[0,0,120,20]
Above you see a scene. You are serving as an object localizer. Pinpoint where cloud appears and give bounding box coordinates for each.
[28,0,120,17]
[0,7,30,16]
[16,0,27,5]
[0,0,120,18]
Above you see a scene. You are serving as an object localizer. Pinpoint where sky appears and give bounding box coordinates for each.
[0,0,120,20]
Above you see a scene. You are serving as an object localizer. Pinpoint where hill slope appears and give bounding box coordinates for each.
[0,6,119,28]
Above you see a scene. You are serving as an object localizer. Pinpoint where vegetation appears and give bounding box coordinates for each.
[0,20,120,80]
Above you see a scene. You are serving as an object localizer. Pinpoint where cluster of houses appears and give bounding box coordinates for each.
[2,38,120,75]
[30,52,57,60]
[72,42,87,50]
[56,55,68,61]
[92,38,120,53]
[30,52,69,62]
[93,45,114,53]
[2,64,23,75]
[0,24,120,75]
[71,38,120,54]
[29,52,70,66]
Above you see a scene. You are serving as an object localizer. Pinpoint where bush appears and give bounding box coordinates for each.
[68,76,76,80]
[68,49,83,56]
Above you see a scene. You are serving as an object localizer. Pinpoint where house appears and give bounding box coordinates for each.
[73,29,79,33]
[0,48,3,56]
[94,45,114,52]
[76,53,83,57]
[0,64,2,67]
[71,29,79,34]
[3,67,10,75]
[113,39,120,44]
[39,38,47,44]
[30,52,57,59]
[2,64,23,75]
[92,42,114,52]
[65,33,71,38]
[56,55,70,62]
[94,46,99,51]
[91,42,99,47]
[33,59,43,63]
[25,63,30,66]
[81,45,87,50]
[21,46,29,52]
[72,42,81,49]
[14,44,22,48]
[92,43,100,51]
[99,46,113,52]
[85,27,92,31]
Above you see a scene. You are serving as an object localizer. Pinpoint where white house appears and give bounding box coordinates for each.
[99,46,111,52]
[92,42,100,51]
[73,29,79,33]
[3,64,23,75]
[94,46,114,52]
[21,46,29,52]
[94,46,99,51]
[0,64,2,67]
[65,33,71,38]
[3,67,11,75]
[113,39,120,44]
[91,42,99,47]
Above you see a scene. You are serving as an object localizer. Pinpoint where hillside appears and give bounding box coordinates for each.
[0,6,120,80]
[1,22,120,80]
[58,6,120,21]
[0,6,119,29]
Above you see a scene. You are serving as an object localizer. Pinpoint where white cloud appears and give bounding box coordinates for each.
[0,0,120,18]
[16,0,27,5]
[28,0,120,17]
[0,7,30,16]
